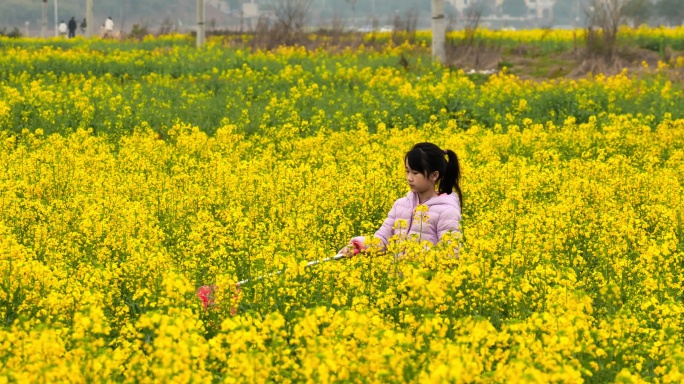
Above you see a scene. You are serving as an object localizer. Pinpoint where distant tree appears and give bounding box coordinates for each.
[622,0,653,26]
[656,0,684,26]
[0,27,22,38]
[465,0,495,18]
[502,0,528,17]
[272,0,314,32]
[463,2,483,45]
[346,0,358,26]
[584,0,624,59]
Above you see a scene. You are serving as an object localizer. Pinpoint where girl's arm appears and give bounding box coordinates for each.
[372,201,399,249]
[437,206,462,243]
[344,200,398,254]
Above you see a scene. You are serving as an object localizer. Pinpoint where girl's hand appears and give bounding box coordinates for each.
[339,240,365,257]
[339,245,354,257]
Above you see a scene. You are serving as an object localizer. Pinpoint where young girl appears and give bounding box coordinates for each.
[198,143,462,310]
[341,142,462,255]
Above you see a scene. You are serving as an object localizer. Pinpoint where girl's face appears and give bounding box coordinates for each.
[405,161,438,194]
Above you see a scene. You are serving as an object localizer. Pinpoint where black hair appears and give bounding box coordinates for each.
[404,142,463,209]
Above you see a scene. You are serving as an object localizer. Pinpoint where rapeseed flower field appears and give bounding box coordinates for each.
[1,33,684,382]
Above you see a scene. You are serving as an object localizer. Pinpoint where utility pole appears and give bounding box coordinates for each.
[119,1,124,34]
[54,0,59,36]
[86,0,93,37]
[42,0,47,37]
[197,0,205,48]
[431,0,446,63]
[347,0,357,28]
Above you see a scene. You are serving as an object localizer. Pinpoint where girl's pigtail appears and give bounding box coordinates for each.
[441,149,463,210]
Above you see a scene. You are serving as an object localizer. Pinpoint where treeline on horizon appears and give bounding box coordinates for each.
[1,0,683,34]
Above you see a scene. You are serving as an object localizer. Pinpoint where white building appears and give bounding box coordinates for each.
[207,0,230,13]
[526,0,555,19]
[447,0,555,20]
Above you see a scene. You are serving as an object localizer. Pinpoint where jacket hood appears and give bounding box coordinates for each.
[406,191,461,211]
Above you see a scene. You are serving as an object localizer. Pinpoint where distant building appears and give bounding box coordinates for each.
[526,0,554,19]
[207,0,230,13]
[447,0,480,14]
[447,0,555,20]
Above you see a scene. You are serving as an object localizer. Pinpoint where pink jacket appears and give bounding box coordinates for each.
[351,191,461,250]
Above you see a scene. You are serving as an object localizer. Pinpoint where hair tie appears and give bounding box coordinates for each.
[443,150,448,155]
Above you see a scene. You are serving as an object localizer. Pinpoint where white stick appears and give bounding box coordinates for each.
[236,253,347,287]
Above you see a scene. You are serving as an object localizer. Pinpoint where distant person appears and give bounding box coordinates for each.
[104,16,114,38]
[68,17,77,38]
[80,18,87,34]
[58,20,67,37]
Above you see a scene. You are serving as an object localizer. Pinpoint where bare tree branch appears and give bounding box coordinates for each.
[272,0,313,33]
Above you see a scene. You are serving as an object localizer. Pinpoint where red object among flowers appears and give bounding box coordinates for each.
[197,284,240,315]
